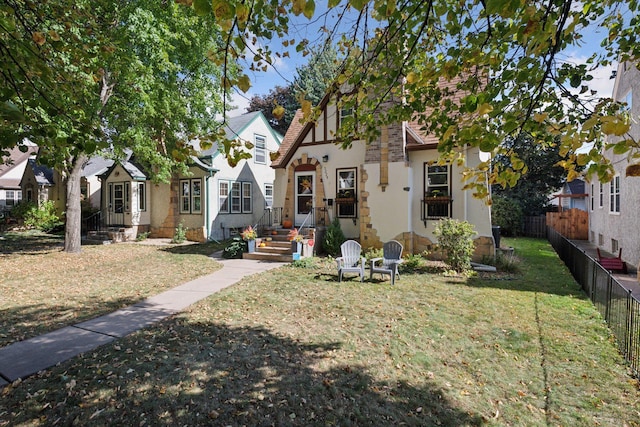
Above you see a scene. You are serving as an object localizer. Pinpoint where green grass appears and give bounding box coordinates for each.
[0,237,638,426]
[0,231,225,347]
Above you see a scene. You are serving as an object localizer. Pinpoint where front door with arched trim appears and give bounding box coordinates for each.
[294,171,314,226]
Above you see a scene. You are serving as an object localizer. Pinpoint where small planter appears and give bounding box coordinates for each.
[247,239,256,253]
[291,241,302,254]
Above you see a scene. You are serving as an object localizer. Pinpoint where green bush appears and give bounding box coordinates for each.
[222,237,246,259]
[171,222,187,244]
[492,196,523,236]
[400,253,424,273]
[17,200,63,232]
[433,218,476,272]
[322,217,346,257]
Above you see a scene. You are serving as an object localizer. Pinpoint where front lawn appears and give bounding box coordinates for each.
[1,237,638,426]
[0,231,225,348]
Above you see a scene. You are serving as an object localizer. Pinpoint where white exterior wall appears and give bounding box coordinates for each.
[102,164,149,227]
[588,61,640,267]
[208,119,279,241]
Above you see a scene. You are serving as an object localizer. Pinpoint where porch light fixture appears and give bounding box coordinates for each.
[322,155,329,162]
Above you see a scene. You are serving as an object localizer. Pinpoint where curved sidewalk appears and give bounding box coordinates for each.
[0,255,287,388]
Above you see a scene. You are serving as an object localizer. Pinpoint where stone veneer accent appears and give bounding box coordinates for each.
[284,154,327,227]
[359,165,382,248]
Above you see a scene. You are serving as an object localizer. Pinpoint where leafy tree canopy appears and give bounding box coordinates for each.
[492,134,569,215]
[1,0,227,251]
[186,0,639,193]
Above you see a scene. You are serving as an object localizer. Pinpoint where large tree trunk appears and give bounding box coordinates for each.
[64,154,88,253]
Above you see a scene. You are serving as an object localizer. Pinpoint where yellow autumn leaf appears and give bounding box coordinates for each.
[32,32,46,46]
[300,100,312,118]
[533,112,547,123]
[237,74,251,93]
[292,0,305,15]
[601,119,630,136]
[273,105,285,120]
[476,103,493,116]
[405,71,417,84]
[236,4,249,23]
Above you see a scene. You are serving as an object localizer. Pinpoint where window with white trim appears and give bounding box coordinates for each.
[590,184,594,211]
[5,190,14,206]
[219,181,229,213]
[242,182,252,213]
[623,90,632,111]
[423,164,451,219]
[265,184,274,208]
[180,178,202,214]
[138,182,146,211]
[336,168,356,218]
[231,182,241,213]
[254,135,266,164]
[609,175,620,213]
[125,182,130,212]
[598,182,603,208]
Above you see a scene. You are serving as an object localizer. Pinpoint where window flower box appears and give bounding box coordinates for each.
[335,197,356,204]
[424,195,452,204]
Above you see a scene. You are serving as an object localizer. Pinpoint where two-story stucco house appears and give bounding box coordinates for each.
[271,81,494,259]
[588,60,640,269]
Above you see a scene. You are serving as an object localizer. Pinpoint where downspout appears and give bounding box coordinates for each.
[205,154,215,241]
[403,121,414,254]
[464,145,469,222]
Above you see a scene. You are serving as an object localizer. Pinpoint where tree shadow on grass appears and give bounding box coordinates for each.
[2,320,484,426]
[0,231,64,255]
[0,298,143,348]
[160,240,227,256]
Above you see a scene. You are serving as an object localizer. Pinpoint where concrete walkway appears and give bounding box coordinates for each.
[570,239,640,298]
[0,254,287,388]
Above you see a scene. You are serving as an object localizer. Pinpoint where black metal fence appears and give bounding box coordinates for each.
[548,227,639,378]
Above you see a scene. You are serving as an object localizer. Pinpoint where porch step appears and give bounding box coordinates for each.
[242,252,296,262]
[242,234,308,262]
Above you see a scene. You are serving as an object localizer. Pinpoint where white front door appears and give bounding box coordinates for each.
[294,172,314,226]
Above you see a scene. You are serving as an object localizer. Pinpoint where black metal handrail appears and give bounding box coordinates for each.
[81,210,104,234]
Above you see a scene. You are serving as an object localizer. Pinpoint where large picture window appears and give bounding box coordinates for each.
[180,179,202,214]
[336,168,356,218]
[423,164,451,219]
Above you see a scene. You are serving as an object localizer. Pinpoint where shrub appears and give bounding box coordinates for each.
[433,218,476,272]
[492,196,523,236]
[136,231,150,242]
[322,217,346,257]
[222,237,246,259]
[364,247,383,263]
[17,200,63,232]
[400,253,424,273]
[171,222,187,244]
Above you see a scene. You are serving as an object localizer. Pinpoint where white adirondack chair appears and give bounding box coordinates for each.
[370,240,403,285]
[336,240,366,282]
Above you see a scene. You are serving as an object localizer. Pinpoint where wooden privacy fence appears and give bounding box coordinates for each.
[546,208,588,240]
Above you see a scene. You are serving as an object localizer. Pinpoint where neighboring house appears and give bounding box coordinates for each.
[21,155,112,215]
[99,111,282,242]
[0,143,38,212]
[588,60,640,269]
[555,179,588,212]
[271,82,494,258]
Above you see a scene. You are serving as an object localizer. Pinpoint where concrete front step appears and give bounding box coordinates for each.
[243,252,296,262]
